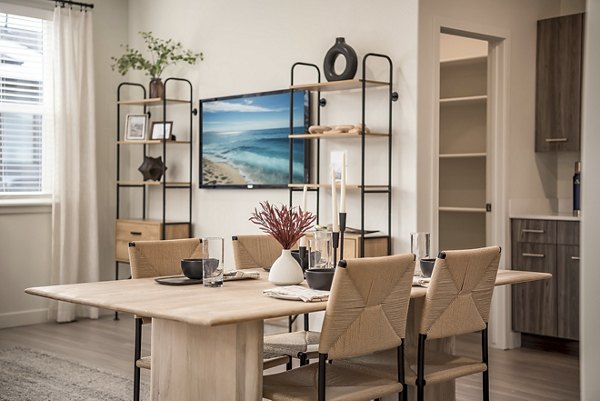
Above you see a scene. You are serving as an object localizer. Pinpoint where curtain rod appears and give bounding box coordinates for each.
[50,0,94,9]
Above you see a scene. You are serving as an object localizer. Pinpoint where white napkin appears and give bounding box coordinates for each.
[412,276,431,287]
[223,270,260,281]
[263,285,329,302]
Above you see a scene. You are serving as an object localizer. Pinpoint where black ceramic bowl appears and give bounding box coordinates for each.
[181,258,219,280]
[420,258,436,278]
[305,268,335,291]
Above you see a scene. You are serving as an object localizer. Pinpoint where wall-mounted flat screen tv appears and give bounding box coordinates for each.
[200,89,310,188]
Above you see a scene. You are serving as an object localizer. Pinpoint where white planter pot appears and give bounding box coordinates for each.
[268,249,304,285]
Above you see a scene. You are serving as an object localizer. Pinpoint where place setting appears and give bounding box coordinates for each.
[154,237,261,286]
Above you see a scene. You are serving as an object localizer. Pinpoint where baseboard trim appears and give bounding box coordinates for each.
[0,308,49,329]
[521,333,579,357]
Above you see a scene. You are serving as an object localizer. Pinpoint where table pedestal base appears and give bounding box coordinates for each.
[151,318,263,401]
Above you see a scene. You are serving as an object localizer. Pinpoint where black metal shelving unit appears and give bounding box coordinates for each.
[114,79,195,318]
[288,54,397,256]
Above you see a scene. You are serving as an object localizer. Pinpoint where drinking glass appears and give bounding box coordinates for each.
[309,230,333,269]
[410,232,430,276]
[201,237,224,287]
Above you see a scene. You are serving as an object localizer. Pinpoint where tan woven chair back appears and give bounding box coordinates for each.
[231,234,282,270]
[318,253,415,360]
[128,238,203,279]
[419,246,501,340]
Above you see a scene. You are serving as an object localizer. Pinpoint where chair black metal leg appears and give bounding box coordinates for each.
[114,262,120,320]
[417,334,427,401]
[398,341,407,401]
[286,355,292,371]
[133,317,142,401]
[304,313,309,331]
[482,325,489,401]
[318,353,327,401]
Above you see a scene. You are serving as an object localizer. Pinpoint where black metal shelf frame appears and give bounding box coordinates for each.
[288,54,397,256]
[114,79,195,287]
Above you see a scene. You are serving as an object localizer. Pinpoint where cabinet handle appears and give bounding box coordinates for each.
[571,256,581,261]
[522,229,545,234]
[130,231,142,236]
[523,253,545,258]
[545,138,568,143]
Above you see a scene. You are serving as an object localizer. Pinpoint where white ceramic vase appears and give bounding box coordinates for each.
[268,249,304,285]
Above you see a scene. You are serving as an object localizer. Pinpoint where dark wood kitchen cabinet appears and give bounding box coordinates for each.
[511,219,580,340]
[535,13,584,152]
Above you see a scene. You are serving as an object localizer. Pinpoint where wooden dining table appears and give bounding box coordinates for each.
[26,269,550,401]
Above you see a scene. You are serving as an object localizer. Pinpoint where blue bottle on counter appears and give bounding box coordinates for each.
[573,161,581,217]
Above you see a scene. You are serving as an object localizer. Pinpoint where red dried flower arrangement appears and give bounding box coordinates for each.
[249,201,316,250]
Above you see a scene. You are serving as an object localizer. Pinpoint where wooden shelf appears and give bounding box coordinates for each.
[288,183,389,191]
[117,98,191,106]
[290,79,389,92]
[288,132,388,139]
[439,152,487,159]
[116,140,191,145]
[117,180,191,187]
[440,55,487,66]
[440,95,487,104]
[439,206,486,213]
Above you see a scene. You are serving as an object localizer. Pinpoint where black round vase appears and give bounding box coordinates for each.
[323,37,358,82]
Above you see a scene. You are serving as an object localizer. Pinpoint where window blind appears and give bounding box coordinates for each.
[0,12,51,194]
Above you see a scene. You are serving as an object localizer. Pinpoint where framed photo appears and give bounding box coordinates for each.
[150,121,174,140]
[125,114,148,141]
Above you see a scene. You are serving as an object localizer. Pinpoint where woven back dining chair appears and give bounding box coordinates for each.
[263,253,415,401]
[128,238,203,401]
[414,246,501,401]
[231,234,282,270]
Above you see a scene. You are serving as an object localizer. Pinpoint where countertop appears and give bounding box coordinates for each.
[510,213,580,221]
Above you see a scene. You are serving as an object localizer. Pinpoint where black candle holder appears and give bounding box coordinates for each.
[332,231,340,268]
[339,212,347,260]
[298,245,308,270]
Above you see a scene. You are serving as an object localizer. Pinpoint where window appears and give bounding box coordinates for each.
[0,11,53,195]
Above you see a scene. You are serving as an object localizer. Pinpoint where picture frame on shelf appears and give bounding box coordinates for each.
[150,121,174,140]
[125,114,148,141]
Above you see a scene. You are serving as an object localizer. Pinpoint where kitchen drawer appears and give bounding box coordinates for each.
[557,221,580,245]
[511,219,557,244]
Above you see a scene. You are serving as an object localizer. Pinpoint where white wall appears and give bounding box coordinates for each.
[580,0,600,398]
[125,0,419,266]
[0,0,129,328]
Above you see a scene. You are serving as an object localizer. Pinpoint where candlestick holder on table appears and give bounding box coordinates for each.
[339,212,347,261]
[332,231,340,268]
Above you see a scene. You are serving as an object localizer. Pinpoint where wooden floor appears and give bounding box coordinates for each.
[0,315,580,400]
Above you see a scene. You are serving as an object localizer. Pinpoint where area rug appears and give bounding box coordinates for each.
[0,346,148,401]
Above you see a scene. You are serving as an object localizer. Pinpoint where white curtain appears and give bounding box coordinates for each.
[50,7,99,323]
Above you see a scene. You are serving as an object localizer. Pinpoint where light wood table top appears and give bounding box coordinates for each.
[25,270,550,327]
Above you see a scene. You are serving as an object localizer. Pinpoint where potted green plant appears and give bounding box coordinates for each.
[111,31,203,99]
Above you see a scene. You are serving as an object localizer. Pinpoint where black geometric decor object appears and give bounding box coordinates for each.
[323,37,358,82]
[138,155,167,181]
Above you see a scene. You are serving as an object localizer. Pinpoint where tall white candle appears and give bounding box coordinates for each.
[331,168,339,232]
[340,152,346,213]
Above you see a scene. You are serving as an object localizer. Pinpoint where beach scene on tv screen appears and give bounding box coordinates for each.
[202,91,307,186]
